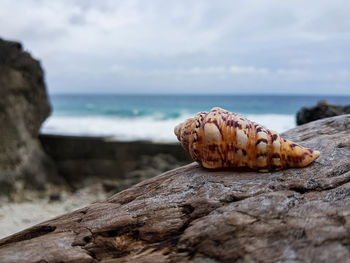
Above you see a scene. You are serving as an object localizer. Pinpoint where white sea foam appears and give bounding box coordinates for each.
[41,114,296,142]
[245,114,295,133]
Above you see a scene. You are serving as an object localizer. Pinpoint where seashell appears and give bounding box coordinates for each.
[174,107,320,172]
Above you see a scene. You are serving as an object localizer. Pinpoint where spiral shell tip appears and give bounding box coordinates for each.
[313,150,320,159]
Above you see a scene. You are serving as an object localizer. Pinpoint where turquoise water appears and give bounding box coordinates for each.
[49,94,350,117]
[42,94,350,141]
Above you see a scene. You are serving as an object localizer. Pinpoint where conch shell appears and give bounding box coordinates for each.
[174,107,320,172]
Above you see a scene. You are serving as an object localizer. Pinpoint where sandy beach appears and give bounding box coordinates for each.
[0,184,108,239]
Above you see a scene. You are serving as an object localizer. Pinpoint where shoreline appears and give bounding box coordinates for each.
[41,113,296,140]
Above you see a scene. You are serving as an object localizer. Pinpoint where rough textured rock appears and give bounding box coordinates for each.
[0,39,61,194]
[297,100,350,125]
[0,115,349,263]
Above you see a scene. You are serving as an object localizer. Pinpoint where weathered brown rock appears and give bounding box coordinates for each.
[0,115,349,262]
[0,38,62,194]
[297,100,350,125]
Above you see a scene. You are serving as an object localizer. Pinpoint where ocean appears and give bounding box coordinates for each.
[41,94,350,142]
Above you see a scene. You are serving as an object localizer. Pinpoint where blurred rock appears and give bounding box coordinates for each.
[0,38,62,195]
[39,134,192,190]
[297,100,350,125]
[48,193,61,203]
[1,114,349,262]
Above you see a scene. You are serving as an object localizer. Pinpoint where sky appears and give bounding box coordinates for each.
[0,0,349,95]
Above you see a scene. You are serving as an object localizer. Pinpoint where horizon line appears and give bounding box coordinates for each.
[48,92,350,97]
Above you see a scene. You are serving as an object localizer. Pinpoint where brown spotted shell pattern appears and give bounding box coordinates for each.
[174,107,320,172]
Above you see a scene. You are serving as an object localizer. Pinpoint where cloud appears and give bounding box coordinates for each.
[229,66,269,75]
[144,65,270,76]
[0,0,349,94]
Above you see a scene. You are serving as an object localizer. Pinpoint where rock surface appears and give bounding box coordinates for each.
[0,115,349,263]
[0,39,62,194]
[297,100,350,125]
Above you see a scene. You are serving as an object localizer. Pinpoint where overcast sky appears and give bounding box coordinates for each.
[1,0,349,94]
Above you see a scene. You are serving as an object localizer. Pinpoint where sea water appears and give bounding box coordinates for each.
[41,94,350,142]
